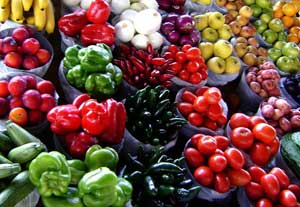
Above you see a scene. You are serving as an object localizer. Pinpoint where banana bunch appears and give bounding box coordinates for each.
[0,0,55,33]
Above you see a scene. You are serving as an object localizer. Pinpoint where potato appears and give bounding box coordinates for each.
[246,73,256,83]
[256,75,263,83]
[250,81,261,93]
[261,70,272,79]
[261,104,275,118]
[259,89,268,98]
[279,117,292,132]
[267,97,278,106]
[275,99,291,115]
[291,115,300,129]
[268,88,281,97]
[262,79,276,91]
[272,108,284,121]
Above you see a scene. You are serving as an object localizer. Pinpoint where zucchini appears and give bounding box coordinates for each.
[8,142,45,164]
[0,132,14,152]
[0,163,21,179]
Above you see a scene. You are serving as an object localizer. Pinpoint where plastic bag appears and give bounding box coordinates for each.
[207,69,241,86]
[170,76,207,94]
[185,0,214,14]
[237,187,253,207]
[15,189,40,207]
[280,77,300,109]
[255,33,272,49]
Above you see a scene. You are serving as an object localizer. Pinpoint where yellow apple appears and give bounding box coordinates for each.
[239,6,253,18]
[215,0,227,7]
[218,24,232,40]
[208,57,226,74]
[193,15,208,31]
[208,12,225,30]
[199,42,214,60]
[196,0,212,5]
[214,39,233,59]
[225,56,241,74]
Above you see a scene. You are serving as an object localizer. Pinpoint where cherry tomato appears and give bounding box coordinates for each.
[182,44,192,52]
[193,96,208,113]
[229,113,251,129]
[270,167,290,189]
[170,62,182,74]
[260,174,280,197]
[245,182,264,201]
[279,190,297,207]
[203,119,218,130]
[193,166,214,186]
[181,90,197,103]
[230,127,254,150]
[188,112,203,126]
[269,137,280,156]
[168,44,179,54]
[195,86,209,96]
[175,51,187,63]
[214,172,231,193]
[207,103,223,121]
[199,69,208,80]
[191,134,204,147]
[178,70,190,81]
[197,135,217,155]
[196,56,205,65]
[227,168,251,186]
[248,166,267,183]
[255,198,273,207]
[216,113,227,127]
[224,148,245,170]
[208,154,227,172]
[177,102,193,117]
[253,123,276,145]
[186,47,201,61]
[162,51,174,60]
[203,87,222,105]
[187,61,201,74]
[249,116,267,129]
[215,149,225,156]
[184,147,204,168]
[189,72,202,84]
[288,184,300,199]
[249,142,271,166]
[214,135,229,151]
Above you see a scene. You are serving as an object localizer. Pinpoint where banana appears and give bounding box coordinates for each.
[0,5,10,22]
[0,0,9,7]
[22,0,33,11]
[26,15,34,25]
[33,0,46,31]
[45,0,54,33]
[10,0,23,23]
[38,0,48,10]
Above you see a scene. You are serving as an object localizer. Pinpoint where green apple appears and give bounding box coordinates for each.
[218,24,232,40]
[282,42,300,59]
[214,39,233,59]
[199,42,214,60]
[273,40,286,49]
[250,4,262,17]
[244,0,255,5]
[208,57,226,74]
[253,20,267,34]
[262,29,278,44]
[260,13,272,24]
[196,0,212,5]
[277,31,287,41]
[202,27,218,42]
[268,48,282,61]
[194,15,208,31]
[225,56,241,74]
[208,12,225,30]
[268,18,284,33]
[262,7,273,16]
[276,56,295,73]
[256,0,271,9]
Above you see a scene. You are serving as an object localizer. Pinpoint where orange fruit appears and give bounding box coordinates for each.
[282,15,294,28]
[288,33,299,43]
[9,107,28,126]
[282,3,297,16]
[290,26,300,34]
[294,17,300,26]
[298,31,300,40]
[273,9,284,18]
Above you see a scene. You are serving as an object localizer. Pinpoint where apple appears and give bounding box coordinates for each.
[229,21,241,35]
[208,57,226,74]
[256,0,271,9]
[225,56,241,74]
[12,27,29,44]
[243,53,257,66]
[257,56,267,65]
[208,12,225,30]
[250,4,262,17]
[202,27,218,42]
[263,29,278,44]
[282,42,300,59]
[194,15,208,31]
[199,42,214,60]
[253,20,267,34]
[2,37,18,54]
[277,31,287,42]
[4,52,22,68]
[236,37,248,44]
[257,47,268,57]
[276,56,295,73]
[196,0,212,5]
[218,24,232,40]
[215,0,226,7]
[260,13,272,24]
[236,15,250,26]
[22,38,40,55]
[247,45,258,55]
[36,49,51,65]
[0,97,9,117]
[240,26,256,38]
[224,14,235,24]
[248,37,259,48]
[268,18,283,33]
[22,56,40,70]
[225,2,237,11]
[239,6,253,18]
[22,89,41,110]
[273,41,286,49]
[228,10,239,18]
[243,0,255,5]
[214,39,233,59]
[268,48,282,61]
[235,43,248,57]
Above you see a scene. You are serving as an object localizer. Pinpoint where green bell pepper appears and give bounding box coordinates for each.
[63,45,81,70]
[84,144,119,171]
[112,178,133,207]
[78,167,118,207]
[85,73,116,97]
[105,63,123,86]
[29,151,71,197]
[42,187,84,207]
[67,160,87,185]
[66,65,88,89]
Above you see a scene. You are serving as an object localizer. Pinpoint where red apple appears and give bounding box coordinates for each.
[0,80,9,97]
[9,96,23,109]
[4,52,22,68]
[20,25,34,36]
[0,97,9,117]
[36,80,55,95]
[2,37,18,54]
[36,49,50,65]
[8,76,27,96]
[22,89,41,110]
[40,94,56,112]
[22,38,40,55]
[12,27,29,44]
[22,75,37,89]
[22,56,39,69]
[28,110,43,125]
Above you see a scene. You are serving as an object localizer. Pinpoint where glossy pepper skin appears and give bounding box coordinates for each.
[78,167,118,207]
[86,0,110,24]
[85,73,116,97]
[67,160,87,185]
[29,151,71,197]
[42,187,84,207]
[63,45,81,70]
[113,178,133,207]
[80,23,115,46]
[66,65,88,89]
[58,9,88,36]
[84,144,119,171]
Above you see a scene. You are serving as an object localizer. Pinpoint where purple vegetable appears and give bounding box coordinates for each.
[171,4,185,14]
[190,30,200,46]
[161,22,175,35]
[167,30,180,43]
[163,13,179,24]
[179,35,193,46]
[172,0,186,6]
[157,0,171,11]
[176,14,194,34]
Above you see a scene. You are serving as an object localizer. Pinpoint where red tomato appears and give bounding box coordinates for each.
[227,168,251,186]
[189,72,202,84]
[214,172,231,193]
[186,47,201,61]
[178,70,190,81]
[182,44,192,52]
[168,44,179,54]
[260,174,280,197]
[215,149,225,156]
[184,148,204,168]
[208,154,228,172]
[191,134,204,147]
[181,90,197,103]
[249,142,271,166]
[193,166,214,186]
[229,113,251,129]
[170,62,182,74]
[188,112,203,126]
[195,86,209,96]
[203,87,222,105]
[245,182,265,201]
[269,137,280,156]
[0,80,9,97]
[278,190,297,207]
[288,184,300,199]
[186,61,200,73]
[224,148,245,170]
[253,123,276,145]
[197,135,217,155]
[216,113,227,127]
[214,135,229,151]
[230,127,254,150]
[177,102,193,117]
[199,69,208,80]
[249,116,267,129]
[248,166,267,183]
[203,119,218,130]
[193,96,208,113]
[270,167,290,189]
[162,51,174,60]
[175,51,187,63]
[207,103,223,121]
[255,198,273,207]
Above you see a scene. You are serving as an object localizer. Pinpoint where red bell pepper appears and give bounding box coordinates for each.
[86,0,110,24]
[72,93,91,109]
[80,23,115,46]
[58,8,88,36]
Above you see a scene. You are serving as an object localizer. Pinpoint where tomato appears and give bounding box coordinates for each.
[168,44,179,54]
[177,102,193,117]
[215,149,225,156]
[270,167,290,189]
[230,127,254,150]
[188,112,203,126]
[186,47,201,61]
[0,80,9,97]
[162,51,174,60]
[186,61,200,73]
[224,148,245,170]
[249,116,267,129]
[207,103,223,121]
[193,96,208,113]
[195,86,209,96]
[199,69,208,80]
[184,147,204,168]
[170,62,182,74]
[178,70,190,81]
[279,190,297,207]
[214,172,230,193]
[245,182,265,201]
[193,166,214,186]
[248,166,267,183]
[203,87,222,105]
[261,174,280,197]
[229,113,250,129]
[181,44,192,52]
[214,135,229,151]
[189,72,202,84]
[203,119,218,130]
[216,113,227,127]
[288,184,300,199]
[191,134,204,147]
[197,135,217,155]
[227,168,251,186]
[255,198,273,207]
[249,142,271,166]
[253,123,276,145]
[269,137,280,156]
[208,154,227,172]
[175,51,187,63]
[181,90,197,103]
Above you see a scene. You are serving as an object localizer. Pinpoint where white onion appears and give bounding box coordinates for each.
[148,32,163,49]
[120,9,138,23]
[131,34,150,49]
[133,9,162,35]
[115,20,135,42]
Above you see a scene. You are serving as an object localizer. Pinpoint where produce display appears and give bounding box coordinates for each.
[157,0,186,14]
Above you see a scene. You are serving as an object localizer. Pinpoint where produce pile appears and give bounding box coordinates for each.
[0,0,300,206]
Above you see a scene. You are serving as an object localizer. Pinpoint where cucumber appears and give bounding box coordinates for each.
[8,142,45,164]
[0,163,21,179]
[0,132,14,152]
[0,171,35,207]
